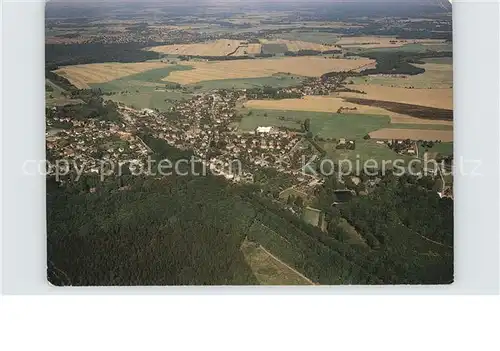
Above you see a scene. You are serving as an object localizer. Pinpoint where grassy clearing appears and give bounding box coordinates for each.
[241,239,313,285]
[336,218,368,248]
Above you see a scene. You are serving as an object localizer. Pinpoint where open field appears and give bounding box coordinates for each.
[232,43,262,56]
[245,96,453,125]
[369,128,453,142]
[271,31,340,45]
[189,73,305,91]
[163,57,375,84]
[239,107,390,140]
[106,89,190,111]
[147,39,245,56]
[45,79,85,107]
[423,57,453,65]
[339,84,452,110]
[351,62,453,89]
[54,62,181,89]
[335,36,446,49]
[419,142,454,156]
[260,38,331,52]
[336,218,368,248]
[241,239,313,285]
[88,65,192,92]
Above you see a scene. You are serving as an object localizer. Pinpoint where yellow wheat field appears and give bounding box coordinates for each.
[339,84,453,110]
[260,38,331,52]
[147,39,244,56]
[369,128,453,142]
[54,62,173,89]
[245,96,453,126]
[163,57,375,84]
[232,43,262,56]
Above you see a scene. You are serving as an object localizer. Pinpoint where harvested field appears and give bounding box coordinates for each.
[369,128,453,142]
[343,98,453,121]
[339,84,453,110]
[245,96,453,125]
[147,39,244,56]
[232,43,262,56]
[163,57,374,84]
[54,62,174,89]
[336,36,446,49]
[261,38,331,52]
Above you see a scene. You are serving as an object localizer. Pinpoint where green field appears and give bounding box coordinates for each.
[419,142,453,156]
[358,42,452,54]
[423,57,453,65]
[261,43,288,54]
[189,74,305,91]
[390,124,453,131]
[90,65,193,92]
[239,108,391,139]
[350,65,453,88]
[45,79,84,107]
[106,88,190,111]
[238,108,414,163]
[89,65,193,111]
[302,207,322,227]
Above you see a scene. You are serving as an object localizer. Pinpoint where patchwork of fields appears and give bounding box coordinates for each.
[339,84,453,110]
[245,95,453,126]
[147,38,337,58]
[55,62,176,89]
[147,39,243,56]
[163,57,375,84]
[335,36,447,49]
[351,61,453,89]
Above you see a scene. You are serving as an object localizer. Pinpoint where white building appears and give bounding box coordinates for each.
[256,126,273,134]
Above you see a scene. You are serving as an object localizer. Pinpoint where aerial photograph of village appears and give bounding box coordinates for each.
[45,0,454,286]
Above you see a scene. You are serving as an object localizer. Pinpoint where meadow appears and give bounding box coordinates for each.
[238,107,391,140]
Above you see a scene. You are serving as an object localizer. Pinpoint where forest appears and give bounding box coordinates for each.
[46,43,160,67]
[47,137,453,286]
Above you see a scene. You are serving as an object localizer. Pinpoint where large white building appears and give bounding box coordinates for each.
[256,126,273,134]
